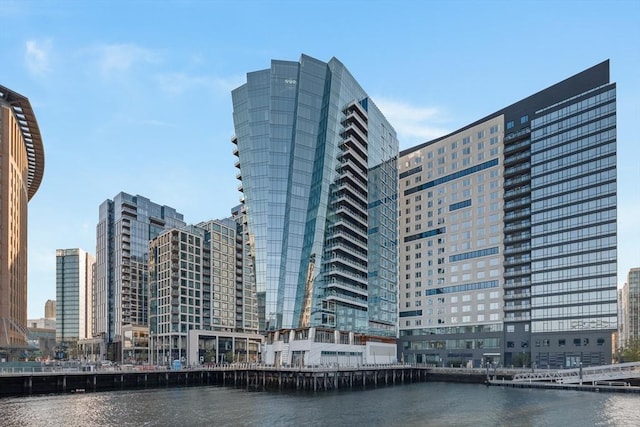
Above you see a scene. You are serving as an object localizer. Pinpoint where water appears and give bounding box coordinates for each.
[1,382,639,426]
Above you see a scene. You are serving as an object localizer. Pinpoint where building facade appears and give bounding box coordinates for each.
[398,61,617,369]
[95,192,184,361]
[620,268,640,349]
[55,248,95,358]
[0,85,45,356]
[45,300,56,320]
[231,54,398,339]
[149,216,259,366]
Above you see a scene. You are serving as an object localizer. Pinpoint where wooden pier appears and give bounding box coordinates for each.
[0,365,431,397]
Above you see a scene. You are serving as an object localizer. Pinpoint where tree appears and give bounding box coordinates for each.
[618,339,640,363]
[513,352,531,368]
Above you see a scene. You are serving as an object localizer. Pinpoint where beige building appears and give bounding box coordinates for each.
[44,300,56,319]
[0,85,45,355]
[620,268,640,349]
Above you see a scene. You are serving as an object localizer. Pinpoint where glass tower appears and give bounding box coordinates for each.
[95,192,185,357]
[232,54,398,337]
[55,248,95,353]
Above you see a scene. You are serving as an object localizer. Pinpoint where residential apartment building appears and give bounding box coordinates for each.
[231,54,399,343]
[398,61,617,369]
[0,85,45,357]
[56,248,95,357]
[149,215,260,365]
[620,268,640,349]
[95,192,184,361]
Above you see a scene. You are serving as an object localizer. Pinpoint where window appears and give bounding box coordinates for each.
[559,339,566,347]
[507,325,515,333]
[520,115,529,124]
[506,120,514,130]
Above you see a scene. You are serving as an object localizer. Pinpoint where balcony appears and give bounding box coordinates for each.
[503,151,530,166]
[504,231,531,243]
[503,242,531,255]
[504,278,531,289]
[503,138,530,154]
[504,254,531,266]
[504,162,531,176]
[327,266,367,285]
[503,220,531,232]
[327,279,368,296]
[504,185,531,200]
[325,293,368,309]
[504,197,531,210]
[504,174,531,188]
[504,313,531,322]
[504,266,531,277]
[504,302,531,311]
[504,208,531,221]
[504,291,531,300]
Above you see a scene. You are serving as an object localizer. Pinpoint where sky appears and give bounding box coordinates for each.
[0,0,638,319]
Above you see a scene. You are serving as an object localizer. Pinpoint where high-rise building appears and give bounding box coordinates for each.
[197,213,259,334]
[398,61,616,369]
[0,85,45,355]
[231,54,399,339]
[149,216,260,365]
[620,268,640,349]
[95,192,184,360]
[45,300,56,320]
[55,248,95,357]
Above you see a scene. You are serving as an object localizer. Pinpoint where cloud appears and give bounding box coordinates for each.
[94,43,161,77]
[374,97,451,148]
[155,72,245,96]
[25,39,52,76]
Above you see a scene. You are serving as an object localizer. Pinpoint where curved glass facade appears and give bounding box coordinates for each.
[232,55,398,336]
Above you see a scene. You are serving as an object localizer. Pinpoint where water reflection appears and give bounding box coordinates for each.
[0,383,638,427]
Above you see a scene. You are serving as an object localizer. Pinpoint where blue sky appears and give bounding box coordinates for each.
[1,0,638,318]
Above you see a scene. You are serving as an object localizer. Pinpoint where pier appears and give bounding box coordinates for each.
[0,364,431,397]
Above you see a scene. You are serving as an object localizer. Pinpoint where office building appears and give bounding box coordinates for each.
[0,85,45,357]
[620,268,640,349]
[55,248,95,357]
[232,54,398,366]
[45,300,56,320]
[149,215,260,366]
[95,192,184,361]
[398,61,616,369]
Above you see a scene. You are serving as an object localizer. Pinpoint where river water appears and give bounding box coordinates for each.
[1,382,638,426]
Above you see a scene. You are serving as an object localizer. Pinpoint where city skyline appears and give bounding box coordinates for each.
[0,1,637,318]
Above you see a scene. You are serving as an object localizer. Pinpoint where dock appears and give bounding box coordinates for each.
[0,364,431,397]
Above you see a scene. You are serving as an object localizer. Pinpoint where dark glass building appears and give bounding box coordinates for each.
[399,61,616,368]
[95,192,185,360]
[232,54,398,337]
